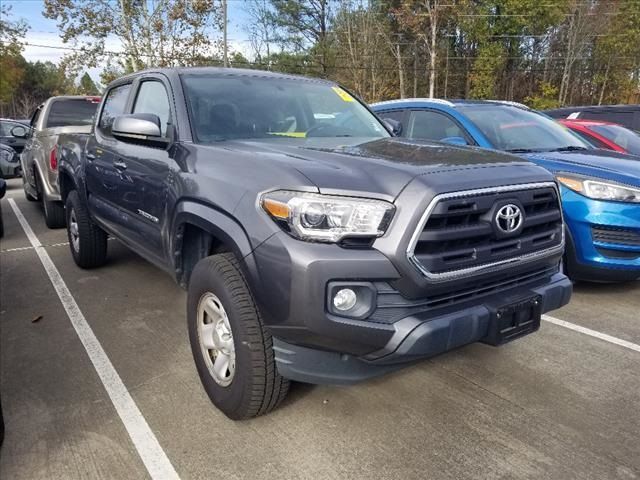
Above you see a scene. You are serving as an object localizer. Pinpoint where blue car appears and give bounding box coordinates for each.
[371,99,640,282]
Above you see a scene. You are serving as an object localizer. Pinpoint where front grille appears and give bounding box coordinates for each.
[592,226,640,247]
[408,183,563,280]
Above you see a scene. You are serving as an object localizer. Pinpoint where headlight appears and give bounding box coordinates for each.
[557,174,640,203]
[261,190,395,242]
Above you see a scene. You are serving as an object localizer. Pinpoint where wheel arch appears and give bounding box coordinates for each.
[172,201,255,288]
[57,166,77,203]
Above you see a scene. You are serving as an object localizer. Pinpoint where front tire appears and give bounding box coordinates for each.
[187,253,289,420]
[65,190,108,268]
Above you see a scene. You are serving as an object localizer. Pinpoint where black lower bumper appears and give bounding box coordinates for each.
[273,273,572,385]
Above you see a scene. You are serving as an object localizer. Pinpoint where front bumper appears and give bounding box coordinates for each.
[562,188,640,280]
[248,232,571,384]
[273,273,571,385]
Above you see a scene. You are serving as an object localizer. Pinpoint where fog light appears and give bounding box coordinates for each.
[333,288,357,311]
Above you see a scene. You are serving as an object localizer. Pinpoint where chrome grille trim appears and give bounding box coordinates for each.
[406,182,565,282]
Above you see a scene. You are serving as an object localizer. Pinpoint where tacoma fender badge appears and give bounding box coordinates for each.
[137,209,159,223]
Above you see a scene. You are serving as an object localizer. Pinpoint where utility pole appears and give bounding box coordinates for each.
[222,0,228,67]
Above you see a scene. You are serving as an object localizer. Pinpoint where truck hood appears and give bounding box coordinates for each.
[520,149,640,188]
[223,137,538,199]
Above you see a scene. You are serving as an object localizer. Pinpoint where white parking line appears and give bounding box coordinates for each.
[8,199,180,480]
[1,241,70,253]
[543,315,640,353]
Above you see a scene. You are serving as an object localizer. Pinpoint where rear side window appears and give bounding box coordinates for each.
[46,98,100,128]
[133,81,171,136]
[99,84,132,134]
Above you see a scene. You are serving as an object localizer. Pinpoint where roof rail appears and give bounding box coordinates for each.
[371,98,456,107]
[486,100,530,110]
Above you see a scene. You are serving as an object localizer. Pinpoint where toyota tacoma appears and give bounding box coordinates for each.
[56,68,572,420]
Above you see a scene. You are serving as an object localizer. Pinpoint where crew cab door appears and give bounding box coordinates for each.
[110,76,175,263]
[85,82,137,241]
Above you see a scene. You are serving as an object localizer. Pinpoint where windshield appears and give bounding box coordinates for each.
[181,74,388,143]
[590,124,640,156]
[459,105,589,152]
[46,98,100,128]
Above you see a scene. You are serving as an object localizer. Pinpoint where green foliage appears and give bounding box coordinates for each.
[525,82,560,110]
[469,43,505,99]
[0,4,28,104]
[79,72,99,95]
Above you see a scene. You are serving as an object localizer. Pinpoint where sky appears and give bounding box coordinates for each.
[5,0,254,81]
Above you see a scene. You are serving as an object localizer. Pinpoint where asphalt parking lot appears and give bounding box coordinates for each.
[1,177,639,480]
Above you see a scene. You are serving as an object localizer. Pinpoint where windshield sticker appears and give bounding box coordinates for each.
[267,132,307,138]
[332,86,354,102]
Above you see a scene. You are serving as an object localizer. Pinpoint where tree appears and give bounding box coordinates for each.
[246,0,280,67]
[331,1,397,101]
[0,4,28,110]
[270,0,335,75]
[79,72,100,95]
[393,0,454,98]
[44,0,224,75]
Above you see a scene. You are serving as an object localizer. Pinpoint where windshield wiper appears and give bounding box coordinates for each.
[550,146,588,152]
[505,148,538,153]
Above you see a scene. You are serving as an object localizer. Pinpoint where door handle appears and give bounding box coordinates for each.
[86,152,96,160]
[114,160,128,171]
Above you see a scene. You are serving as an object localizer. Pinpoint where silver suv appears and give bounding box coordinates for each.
[20,96,100,228]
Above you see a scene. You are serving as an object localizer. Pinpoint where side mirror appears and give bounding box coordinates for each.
[441,136,469,146]
[11,125,28,139]
[112,114,168,147]
[0,178,6,199]
[383,118,402,136]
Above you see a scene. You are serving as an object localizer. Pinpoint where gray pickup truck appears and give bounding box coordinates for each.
[56,68,572,419]
[19,96,100,228]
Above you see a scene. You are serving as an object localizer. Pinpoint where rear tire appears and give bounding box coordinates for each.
[43,197,66,229]
[187,253,289,420]
[65,190,108,268]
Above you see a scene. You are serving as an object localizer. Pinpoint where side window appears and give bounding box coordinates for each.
[407,110,467,142]
[30,107,42,129]
[99,83,132,135]
[132,81,171,136]
[378,110,405,123]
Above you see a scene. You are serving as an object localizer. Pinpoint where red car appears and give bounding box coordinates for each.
[559,119,640,156]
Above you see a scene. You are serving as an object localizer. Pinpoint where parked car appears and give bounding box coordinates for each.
[0,118,29,153]
[544,105,640,132]
[559,119,640,156]
[56,68,571,419]
[1,143,21,179]
[18,96,100,228]
[372,99,640,282]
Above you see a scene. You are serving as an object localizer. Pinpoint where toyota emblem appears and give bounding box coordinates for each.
[495,204,523,234]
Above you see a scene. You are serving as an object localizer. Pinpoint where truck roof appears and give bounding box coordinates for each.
[114,66,335,86]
